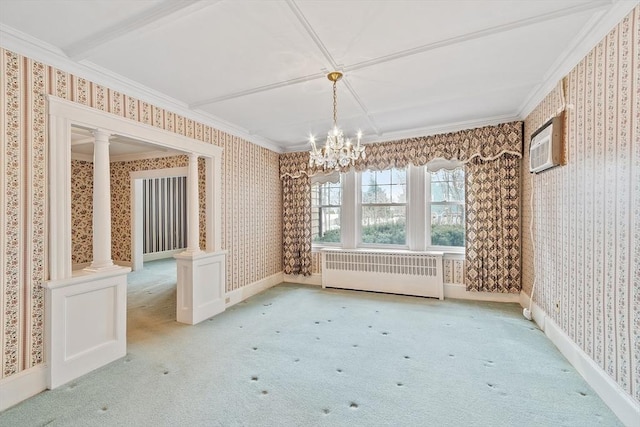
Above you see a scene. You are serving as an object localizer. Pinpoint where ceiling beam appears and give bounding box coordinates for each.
[190,72,325,108]
[64,0,217,61]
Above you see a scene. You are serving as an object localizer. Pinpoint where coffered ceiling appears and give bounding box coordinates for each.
[0,0,636,152]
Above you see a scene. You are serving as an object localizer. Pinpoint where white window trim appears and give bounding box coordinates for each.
[358,168,409,250]
[311,162,465,255]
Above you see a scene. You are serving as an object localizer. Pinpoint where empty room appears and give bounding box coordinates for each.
[0,1,638,426]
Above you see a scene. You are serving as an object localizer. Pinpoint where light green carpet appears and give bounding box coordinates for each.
[0,259,621,426]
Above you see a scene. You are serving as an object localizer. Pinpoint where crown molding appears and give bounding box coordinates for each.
[282,113,521,153]
[518,0,638,119]
[0,24,284,154]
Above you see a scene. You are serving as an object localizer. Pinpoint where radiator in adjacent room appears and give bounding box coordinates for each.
[321,249,444,299]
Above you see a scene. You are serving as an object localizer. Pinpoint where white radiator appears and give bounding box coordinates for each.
[321,249,444,300]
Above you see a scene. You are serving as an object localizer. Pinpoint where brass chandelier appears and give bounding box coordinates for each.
[309,71,366,170]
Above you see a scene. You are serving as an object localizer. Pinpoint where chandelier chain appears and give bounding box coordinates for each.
[332,80,338,128]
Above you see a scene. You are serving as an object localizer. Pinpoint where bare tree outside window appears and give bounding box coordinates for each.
[361,168,407,245]
[311,179,341,243]
[429,168,465,247]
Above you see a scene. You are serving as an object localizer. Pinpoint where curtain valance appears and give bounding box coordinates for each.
[280,121,523,179]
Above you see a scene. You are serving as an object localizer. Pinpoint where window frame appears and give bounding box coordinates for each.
[425,164,465,253]
[310,162,465,254]
[359,168,409,248]
[310,173,343,247]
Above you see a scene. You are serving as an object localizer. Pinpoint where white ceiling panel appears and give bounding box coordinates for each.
[348,9,596,114]
[84,1,327,104]
[369,85,532,137]
[0,0,633,152]
[0,0,163,49]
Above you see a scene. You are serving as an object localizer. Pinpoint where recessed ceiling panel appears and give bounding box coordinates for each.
[0,0,162,48]
[370,85,531,137]
[348,9,595,116]
[84,1,328,104]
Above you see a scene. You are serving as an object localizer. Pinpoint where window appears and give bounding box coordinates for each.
[311,162,465,253]
[361,168,407,245]
[311,176,342,243]
[428,168,465,247]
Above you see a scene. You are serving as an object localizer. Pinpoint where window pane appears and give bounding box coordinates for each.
[361,205,406,245]
[314,207,341,243]
[312,178,342,244]
[431,204,465,247]
[431,169,465,202]
[328,184,341,205]
[391,184,406,203]
[361,168,406,204]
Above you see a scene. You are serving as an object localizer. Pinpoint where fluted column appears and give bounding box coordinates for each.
[86,129,115,271]
[185,153,201,254]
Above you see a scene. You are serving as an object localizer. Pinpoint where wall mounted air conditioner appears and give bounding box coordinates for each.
[529,112,564,173]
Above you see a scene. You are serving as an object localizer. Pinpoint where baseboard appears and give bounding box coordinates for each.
[519,292,639,427]
[225,272,284,308]
[283,273,322,286]
[143,249,183,262]
[0,364,48,411]
[443,283,520,303]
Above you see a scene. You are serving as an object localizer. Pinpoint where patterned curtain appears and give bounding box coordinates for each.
[280,122,523,288]
[281,153,312,275]
[465,154,521,293]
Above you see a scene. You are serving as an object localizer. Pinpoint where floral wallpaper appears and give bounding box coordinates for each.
[71,160,94,265]
[443,258,465,285]
[0,48,282,380]
[522,6,639,403]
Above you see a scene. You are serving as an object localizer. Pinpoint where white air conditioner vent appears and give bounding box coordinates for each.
[530,113,563,173]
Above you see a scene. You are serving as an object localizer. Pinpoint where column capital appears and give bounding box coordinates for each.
[91,128,112,143]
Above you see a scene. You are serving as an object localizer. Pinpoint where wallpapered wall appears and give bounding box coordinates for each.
[71,160,93,265]
[72,156,209,265]
[0,48,282,380]
[522,6,639,403]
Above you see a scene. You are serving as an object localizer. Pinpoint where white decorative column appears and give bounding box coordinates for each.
[86,129,116,271]
[175,152,226,325]
[184,153,201,254]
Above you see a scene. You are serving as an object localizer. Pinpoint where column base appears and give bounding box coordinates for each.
[178,248,203,257]
[174,250,227,325]
[83,261,119,273]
